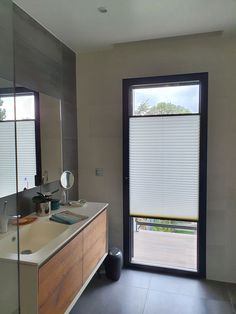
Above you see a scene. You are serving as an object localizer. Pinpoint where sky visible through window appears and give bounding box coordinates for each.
[133,84,199,114]
[0,94,35,120]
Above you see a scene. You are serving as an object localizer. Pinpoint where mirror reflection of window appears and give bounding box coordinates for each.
[16,93,37,192]
[0,94,15,121]
[15,94,35,120]
[0,89,37,195]
[0,90,17,197]
[0,88,63,198]
[0,120,17,197]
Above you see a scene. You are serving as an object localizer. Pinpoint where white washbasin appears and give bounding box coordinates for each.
[0,220,69,255]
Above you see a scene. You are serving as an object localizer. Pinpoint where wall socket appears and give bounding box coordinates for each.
[95,168,104,176]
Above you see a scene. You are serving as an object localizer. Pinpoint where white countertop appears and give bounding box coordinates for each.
[0,202,108,266]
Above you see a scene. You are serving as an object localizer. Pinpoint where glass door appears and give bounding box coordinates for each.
[0,0,20,313]
[123,73,208,276]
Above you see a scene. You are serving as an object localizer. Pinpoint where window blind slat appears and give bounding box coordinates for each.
[0,122,17,197]
[129,115,200,220]
[16,121,36,191]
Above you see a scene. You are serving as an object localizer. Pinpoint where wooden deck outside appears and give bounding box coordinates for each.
[132,230,197,271]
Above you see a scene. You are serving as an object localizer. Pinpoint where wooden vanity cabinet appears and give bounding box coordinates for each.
[83,210,107,283]
[34,208,108,314]
[38,232,83,314]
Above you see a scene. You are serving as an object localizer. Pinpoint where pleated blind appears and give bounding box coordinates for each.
[16,121,36,191]
[129,115,200,221]
[0,122,17,197]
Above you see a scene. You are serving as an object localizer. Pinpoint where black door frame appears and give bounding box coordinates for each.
[123,72,208,278]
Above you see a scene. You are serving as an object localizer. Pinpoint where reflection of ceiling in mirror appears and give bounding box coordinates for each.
[0,77,13,88]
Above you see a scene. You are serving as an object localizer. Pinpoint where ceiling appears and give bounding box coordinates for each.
[13,0,236,53]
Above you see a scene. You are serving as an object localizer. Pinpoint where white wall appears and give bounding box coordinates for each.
[77,32,236,283]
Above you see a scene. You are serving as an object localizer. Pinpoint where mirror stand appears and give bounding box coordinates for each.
[61,189,68,205]
[60,171,74,205]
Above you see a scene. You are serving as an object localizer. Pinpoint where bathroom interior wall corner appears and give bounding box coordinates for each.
[76,32,236,283]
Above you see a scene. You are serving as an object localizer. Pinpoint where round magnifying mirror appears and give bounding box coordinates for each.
[60,171,74,190]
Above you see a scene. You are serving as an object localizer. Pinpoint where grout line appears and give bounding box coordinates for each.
[147,273,152,290]
[225,284,236,314]
[141,275,154,314]
[146,286,230,303]
[142,288,150,314]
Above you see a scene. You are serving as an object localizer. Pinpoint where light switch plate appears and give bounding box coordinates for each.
[95,168,104,176]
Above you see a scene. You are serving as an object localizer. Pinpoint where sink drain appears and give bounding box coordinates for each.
[21,249,32,255]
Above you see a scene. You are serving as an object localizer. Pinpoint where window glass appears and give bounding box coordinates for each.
[129,115,200,220]
[0,96,14,120]
[16,121,36,191]
[133,84,199,116]
[0,121,17,197]
[0,93,35,121]
[15,94,35,120]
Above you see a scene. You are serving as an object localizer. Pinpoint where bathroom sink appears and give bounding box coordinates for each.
[0,220,69,255]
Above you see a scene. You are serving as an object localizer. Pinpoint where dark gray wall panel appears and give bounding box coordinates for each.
[0,0,14,82]
[17,181,61,217]
[63,138,78,171]
[68,170,78,201]
[13,5,62,99]
[12,5,78,213]
[62,44,77,104]
[0,193,18,216]
[62,100,78,139]
[0,0,13,30]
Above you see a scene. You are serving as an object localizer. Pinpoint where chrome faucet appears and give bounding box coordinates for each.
[0,201,20,233]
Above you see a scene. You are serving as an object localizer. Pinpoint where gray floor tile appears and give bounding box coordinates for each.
[232,303,236,313]
[71,270,234,314]
[101,284,148,314]
[69,280,108,314]
[204,299,234,314]
[117,269,152,289]
[143,290,205,314]
[227,282,236,303]
[70,274,148,314]
[149,273,229,301]
[143,290,233,314]
[198,279,229,301]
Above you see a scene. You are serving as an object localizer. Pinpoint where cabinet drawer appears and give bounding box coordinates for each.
[38,232,83,314]
[83,210,107,283]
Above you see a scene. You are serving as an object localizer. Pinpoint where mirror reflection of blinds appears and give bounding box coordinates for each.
[0,122,17,197]
[16,121,36,191]
[129,115,200,221]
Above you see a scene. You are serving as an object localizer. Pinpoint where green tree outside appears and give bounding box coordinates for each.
[135,101,191,115]
[0,98,6,120]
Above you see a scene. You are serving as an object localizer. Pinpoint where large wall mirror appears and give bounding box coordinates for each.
[40,93,63,185]
[0,78,17,198]
[0,86,63,198]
